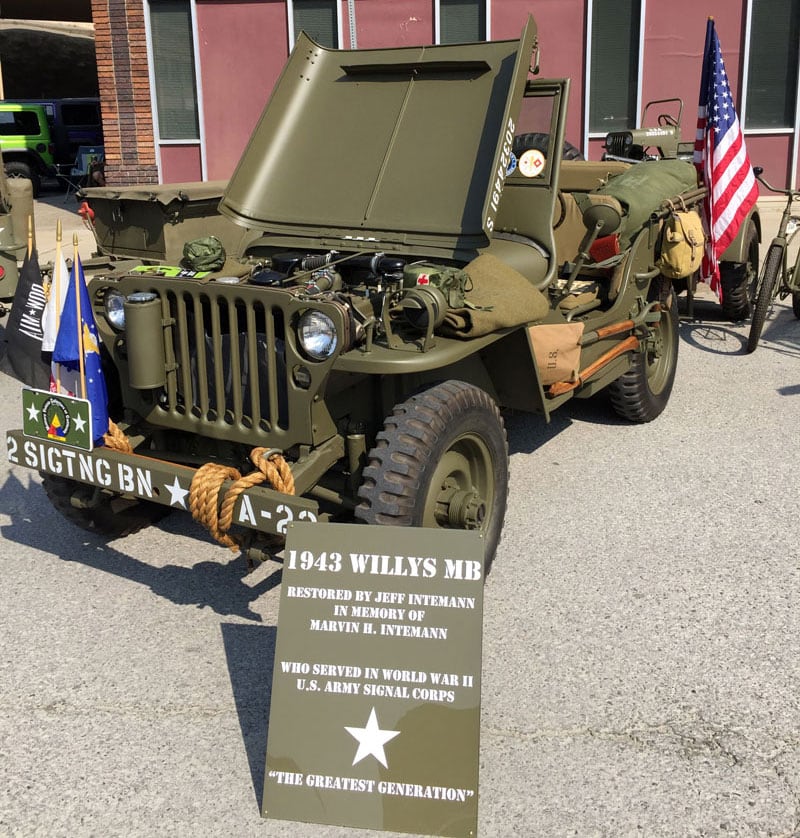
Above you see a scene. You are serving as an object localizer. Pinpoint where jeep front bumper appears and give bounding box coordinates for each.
[6,430,320,536]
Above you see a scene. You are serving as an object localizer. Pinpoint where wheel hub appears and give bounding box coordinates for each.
[645,318,664,368]
[435,479,486,529]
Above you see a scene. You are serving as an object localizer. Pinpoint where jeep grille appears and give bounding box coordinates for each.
[135,287,292,445]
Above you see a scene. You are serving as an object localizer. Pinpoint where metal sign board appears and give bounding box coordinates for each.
[22,387,93,451]
[263,521,485,837]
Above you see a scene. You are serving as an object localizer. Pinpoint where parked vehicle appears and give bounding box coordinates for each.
[14,97,103,166]
[0,150,22,313]
[745,167,800,352]
[7,17,707,569]
[603,98,761,322]
[0,102,56,197]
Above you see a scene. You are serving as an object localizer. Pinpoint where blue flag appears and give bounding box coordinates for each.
[51,255,109,445]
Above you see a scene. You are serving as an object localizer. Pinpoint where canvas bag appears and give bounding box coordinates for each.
[658,210,705,279]
[528,322,585,385]
[182,236,226,272]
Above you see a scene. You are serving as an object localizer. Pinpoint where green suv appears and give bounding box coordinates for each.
[0,102,56,197]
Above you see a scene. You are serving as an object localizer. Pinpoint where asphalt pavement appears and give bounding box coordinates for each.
[30,188,98,265]
[0,192,798,837]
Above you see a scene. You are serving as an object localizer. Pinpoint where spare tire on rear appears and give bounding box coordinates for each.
[513,132,584,161]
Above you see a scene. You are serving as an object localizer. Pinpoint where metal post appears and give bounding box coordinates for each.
[347,0,357,48]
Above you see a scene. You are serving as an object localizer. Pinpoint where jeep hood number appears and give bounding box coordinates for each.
[220,19,538,250]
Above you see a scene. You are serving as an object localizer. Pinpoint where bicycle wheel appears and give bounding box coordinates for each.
[746,243,783,353]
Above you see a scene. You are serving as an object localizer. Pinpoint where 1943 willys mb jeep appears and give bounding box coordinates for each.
[6,17,733,568]
[601,96,761,322]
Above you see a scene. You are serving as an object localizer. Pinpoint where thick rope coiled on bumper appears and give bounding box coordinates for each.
[189,447,295,551]
[99,419,293,552]
[102,420,134,454]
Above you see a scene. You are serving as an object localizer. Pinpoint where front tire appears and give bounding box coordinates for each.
[720,220,759,321]
[607,277,679,423]
[41,474,170,538]
[355,381,509,571]
[746,243,782,353]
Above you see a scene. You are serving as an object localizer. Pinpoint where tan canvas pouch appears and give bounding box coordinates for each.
[528,322,585,385]
[658,210,705,279]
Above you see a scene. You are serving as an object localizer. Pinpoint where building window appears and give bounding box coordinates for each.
[289,0,340,49]
[745,0,800,129]
[437,0,488,44]
[149,0,200,140]
[588,0,641,133]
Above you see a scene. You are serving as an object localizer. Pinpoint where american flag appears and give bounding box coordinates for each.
[694,17,758,298]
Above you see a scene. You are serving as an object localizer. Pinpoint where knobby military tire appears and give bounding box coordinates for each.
[355,381,509,572]
[607,278,679,423]
[792,292,800,319]
[41,474,171,538]
[746,243,782,353]
[513,132,585,162]
[720,219,759,321]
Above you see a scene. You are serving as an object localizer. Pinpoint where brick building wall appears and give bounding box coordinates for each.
[91,0,158,185]
[84,1,798,188]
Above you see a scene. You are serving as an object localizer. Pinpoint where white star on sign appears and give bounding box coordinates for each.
[26,403,40,422]
[165,476,189,508]
[345,707,400,768]
[73,414,87,433]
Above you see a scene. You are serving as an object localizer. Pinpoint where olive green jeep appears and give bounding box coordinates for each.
[6,17,734,568]
[602,97,760,321]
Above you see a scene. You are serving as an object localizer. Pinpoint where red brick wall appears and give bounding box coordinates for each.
[91,0,158,185]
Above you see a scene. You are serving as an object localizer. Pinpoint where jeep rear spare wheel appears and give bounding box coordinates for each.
[607,277,679,423]
[41,474,170,538]
[355,381,509,571]
[513,131,585,161]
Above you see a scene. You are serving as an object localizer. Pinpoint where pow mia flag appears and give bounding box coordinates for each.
[0,246,50,390]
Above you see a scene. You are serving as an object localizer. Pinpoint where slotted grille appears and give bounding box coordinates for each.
[159,289,289,437]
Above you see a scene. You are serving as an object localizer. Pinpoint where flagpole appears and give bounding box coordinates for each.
[55,220,63,392]
[73,234,87,399]
[27,215,32,259]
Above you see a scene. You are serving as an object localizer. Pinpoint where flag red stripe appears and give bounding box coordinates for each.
[694,20,758,300]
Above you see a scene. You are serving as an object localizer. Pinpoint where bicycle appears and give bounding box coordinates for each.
[746,167,800,353]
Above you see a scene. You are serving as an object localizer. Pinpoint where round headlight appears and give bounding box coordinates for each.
[105,289,127,330]
[297,309,338,360]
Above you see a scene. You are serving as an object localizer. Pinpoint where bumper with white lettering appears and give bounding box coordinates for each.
[5,430,320,536]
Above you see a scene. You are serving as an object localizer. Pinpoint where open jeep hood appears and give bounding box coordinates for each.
[220,18,538,252]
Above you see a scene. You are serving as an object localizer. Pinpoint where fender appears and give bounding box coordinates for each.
[720,205,761,263]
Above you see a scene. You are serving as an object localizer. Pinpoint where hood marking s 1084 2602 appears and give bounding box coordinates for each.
[485,116,516,233]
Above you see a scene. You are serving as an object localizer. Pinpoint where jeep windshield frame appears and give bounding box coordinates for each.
[220,17,539,256]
